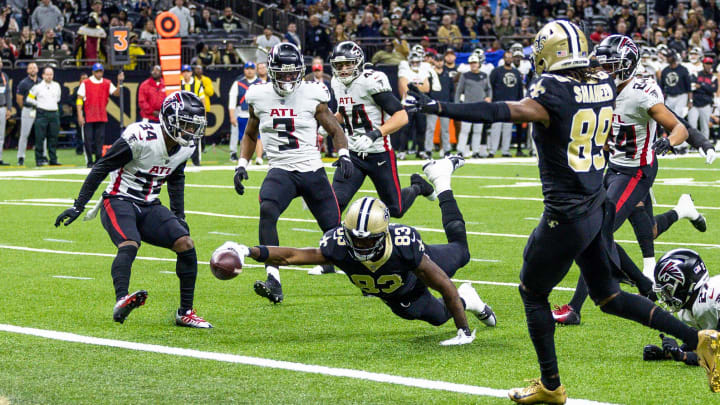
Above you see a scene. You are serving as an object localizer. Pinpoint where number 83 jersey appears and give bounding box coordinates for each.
[246,81,330,171]
[319,224,425,299]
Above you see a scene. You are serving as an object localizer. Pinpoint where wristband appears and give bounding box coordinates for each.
[338,148,349,157]
[237,158,248,169]
[254,245,269,262]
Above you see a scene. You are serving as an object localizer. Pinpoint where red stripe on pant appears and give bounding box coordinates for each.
[615,168,643,214]
[103,199,128,240]
[387,150,402,213]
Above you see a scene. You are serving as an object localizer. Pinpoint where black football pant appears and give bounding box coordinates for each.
[333,150,420,218]
[519,203,699,388]
[83,122,106,165]
[386,191,470,325]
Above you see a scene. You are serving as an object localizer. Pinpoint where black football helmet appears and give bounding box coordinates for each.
[330,41,365,85]
[653,249,709,312]
[160,91,206,147]
[267,42,304,96]
[594,35,640,85]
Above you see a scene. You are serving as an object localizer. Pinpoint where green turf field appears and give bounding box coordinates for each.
[0,147,718,404]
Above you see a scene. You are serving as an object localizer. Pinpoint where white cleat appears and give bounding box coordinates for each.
[458,283,496,327]
[422,156,464,193]
[308,265,336,275]
[175,308,213,328]
[674,194,706,232]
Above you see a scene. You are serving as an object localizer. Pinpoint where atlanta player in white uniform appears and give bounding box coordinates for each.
[54,91,212,328]
[553,36,705,326]
[329,41,435,220]
[232,43,353,303]
[643,249,719,367]
[457,48,494,76]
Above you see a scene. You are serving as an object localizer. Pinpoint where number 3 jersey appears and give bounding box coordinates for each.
[319,224,425,300]
[607,76,664,169]
[104,122,194,202]
[331,70,393,154]
[245,81,329,172]
[528,71,616,220]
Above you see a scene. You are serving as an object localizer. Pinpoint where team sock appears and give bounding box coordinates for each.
[266,266,280,282]
[628,206,655,258]
[568,275,589,314]
[399,186,419,217]
[654,210,679,237]
[176,248,198,311]
[519,286,560,391]
[111,244,138,301]
[615,243,654,295]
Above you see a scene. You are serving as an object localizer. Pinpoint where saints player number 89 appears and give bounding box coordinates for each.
[567,106,613,172]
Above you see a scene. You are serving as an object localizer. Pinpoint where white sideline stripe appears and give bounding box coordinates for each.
[52,275,93,280]
[43,238,73,243]
[0,244,579,292]
[470,259,501,263]
[208,231,242,236]
[0,324,616,405]
[159,271,175,274]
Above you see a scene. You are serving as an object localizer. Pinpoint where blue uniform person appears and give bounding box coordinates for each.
[406,20,720,402]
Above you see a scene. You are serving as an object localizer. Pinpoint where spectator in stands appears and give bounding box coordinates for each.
[356,12,380,38]
[590,21,609,44]
[438,14,461,47]
[306,15,330,60]
[669,27,688,56]
[26,65,61,166]
[688,57,717,140]
[140,19,155,43]
[196,8,214,33]
[193,63,214,114]
[256,61,268,82]
[616,21,628,37]
[195,43,213,67]
[612,4,635,33]
[455,54,491,158]
[332,23,349,46]
[123,33,145,71]
[425,53,453,157]
[425,0,442,26]
[489,51,523,157]
[371,38,404,65]
[39,28,60,53]
[0,6,18,37]
[285,23,301,49]
[209,44,222,64]
[31,0,63,34]
[0,56,10,166]
[216,7,241,34]
[228,61,260,162]
[138,65,164,123]
[459,16,478,49]
[255,26,280,63]
[477,18,496,37]
[222,40,243,66]
[189,4,202,32]
[169,0,193,37]
[494,4,516,40]
[75,12,106,66]
[77,63,123,168]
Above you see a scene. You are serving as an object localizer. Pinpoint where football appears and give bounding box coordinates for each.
[210,244,243,280]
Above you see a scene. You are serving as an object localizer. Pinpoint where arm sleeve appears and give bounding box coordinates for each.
[166,161,186,219]
[75,138,133,208]
[439,100,511,122]
[371,91,403,115]
[671,108,714,152]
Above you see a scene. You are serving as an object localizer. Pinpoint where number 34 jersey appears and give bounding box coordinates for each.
[245,81,330,171]
[319,224,425,299]
[528,71,616,220]
[607,76,664,169]
[331,70,393,154]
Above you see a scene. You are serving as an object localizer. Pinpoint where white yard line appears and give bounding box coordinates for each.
[52,275,93,280]
[0,323,616,405]
[43,238,73,243]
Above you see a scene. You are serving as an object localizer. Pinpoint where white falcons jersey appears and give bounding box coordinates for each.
[683,61,703,77]
[608,76,664,168]
[246,81,329,171]
[398,61,439,91]
[105,122,194,202]
[332,70,393,154]
[678,276,720,330]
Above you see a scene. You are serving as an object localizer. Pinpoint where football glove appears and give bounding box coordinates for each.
[660,334,685,362]
[652,137,673,155]
[439,328,476,346]
[405,83,439,114]
[55,204,84,227]
[705,148,717,164]
[234,159,249,195]
[215,241,250,267]
[354,129,382,152]
[332,148,354,179]
[643,344,667,361]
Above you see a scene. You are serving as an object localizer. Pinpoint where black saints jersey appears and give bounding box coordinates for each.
[528,71,616,220]
[320,224,425,299]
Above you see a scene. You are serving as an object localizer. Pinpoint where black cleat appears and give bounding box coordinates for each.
[691,215,707,232]
[113,290,148,323]
[18,158,24,166]
[411,173,436,201]
[254,274,283,304]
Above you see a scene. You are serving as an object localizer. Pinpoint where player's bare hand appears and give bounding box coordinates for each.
[234,166,249,195]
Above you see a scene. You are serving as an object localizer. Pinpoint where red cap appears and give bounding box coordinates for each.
[422,36,430,41]
[312,63,323,71]
[703,57,714,64]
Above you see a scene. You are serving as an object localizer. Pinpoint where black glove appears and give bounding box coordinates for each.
[643,344,667,361]
[55,205,83,227]
[405,83,439,114]
[332,150,354,179]
[177,217,190,233]
[652,137,673,155]
[660,334,685,362]
[234,166,249,195]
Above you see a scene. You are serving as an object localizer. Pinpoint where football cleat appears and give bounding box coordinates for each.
[113,290,148,324]
[308,264,336,275]
[422,156,464,193]
[410,173,436,201]
[175,308,213,328]
[674,194,706,232]
[458,283,496,327]
[254,274,284,304]
[509,378,567,404]
[696,330,720,392]
[552,304,581,326]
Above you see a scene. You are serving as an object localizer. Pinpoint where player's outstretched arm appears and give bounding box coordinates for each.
[414,254,470,332]
[248,246,331,266]
[55,138,133,227]
[649,103,688,155]
[666,106,714,162]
